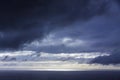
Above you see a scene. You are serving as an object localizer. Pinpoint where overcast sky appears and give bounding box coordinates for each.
[0,0,120,64]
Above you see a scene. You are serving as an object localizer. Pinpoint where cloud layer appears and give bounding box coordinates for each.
[0,0,114,50]
[0,0,120,64]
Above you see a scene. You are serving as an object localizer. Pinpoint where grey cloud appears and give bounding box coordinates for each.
[0,0,120,64]
[0,0,111,49]
[91,49,120,64]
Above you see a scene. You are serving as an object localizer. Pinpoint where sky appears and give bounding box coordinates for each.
[0,0,120,65]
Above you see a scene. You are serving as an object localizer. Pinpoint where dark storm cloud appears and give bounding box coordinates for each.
[24,0,120,58]
[0,0,120,64]
[86,1,120,64]
[0,0,111,49]
[25,14,120,53]
[91,49,120,64]
[0,0,50,49]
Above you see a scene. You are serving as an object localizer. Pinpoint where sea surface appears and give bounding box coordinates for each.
[0,70,120,80]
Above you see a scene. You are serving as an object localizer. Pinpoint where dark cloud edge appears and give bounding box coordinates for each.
[90,50,120,65]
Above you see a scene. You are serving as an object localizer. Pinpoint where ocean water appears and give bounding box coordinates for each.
[0,70,120,80]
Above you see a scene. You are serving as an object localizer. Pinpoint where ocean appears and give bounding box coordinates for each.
[0,70,120,80]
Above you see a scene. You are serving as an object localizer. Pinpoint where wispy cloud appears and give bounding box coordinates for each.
[0,51,109,64]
